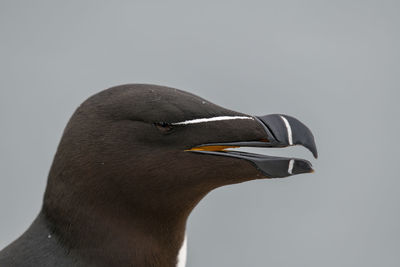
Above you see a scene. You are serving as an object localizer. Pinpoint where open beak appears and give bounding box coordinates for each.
[187,114,318,178]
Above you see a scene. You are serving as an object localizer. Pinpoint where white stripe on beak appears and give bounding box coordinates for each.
[279,115,293,145]
[288,159,295,174]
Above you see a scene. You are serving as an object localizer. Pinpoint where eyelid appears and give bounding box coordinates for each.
[154,122,175,134]
[154,122,172,127]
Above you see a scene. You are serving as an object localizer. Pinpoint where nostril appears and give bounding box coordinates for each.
[254,116,278,142]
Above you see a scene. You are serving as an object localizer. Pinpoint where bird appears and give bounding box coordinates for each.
[0,84,317,267]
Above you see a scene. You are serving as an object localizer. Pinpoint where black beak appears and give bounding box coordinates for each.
[255,114,318,158]
[188,114,318,178]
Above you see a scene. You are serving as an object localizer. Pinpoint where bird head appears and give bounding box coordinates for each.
[44,84,317,223]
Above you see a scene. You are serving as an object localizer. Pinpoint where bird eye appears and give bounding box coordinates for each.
[154,122,174,133]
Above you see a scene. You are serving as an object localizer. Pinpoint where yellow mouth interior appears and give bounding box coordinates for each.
[186,145,240,152]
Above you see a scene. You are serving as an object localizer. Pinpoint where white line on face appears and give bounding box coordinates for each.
[288,159,295,174]
[279,115,293,145]
[171,116,254,125]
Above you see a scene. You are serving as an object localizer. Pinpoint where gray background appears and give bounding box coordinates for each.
[1,1,399,266]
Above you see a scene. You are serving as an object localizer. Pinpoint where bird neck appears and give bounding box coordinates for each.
[42,201,188,267]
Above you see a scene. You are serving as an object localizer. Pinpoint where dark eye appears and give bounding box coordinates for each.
[154,122,174,133]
